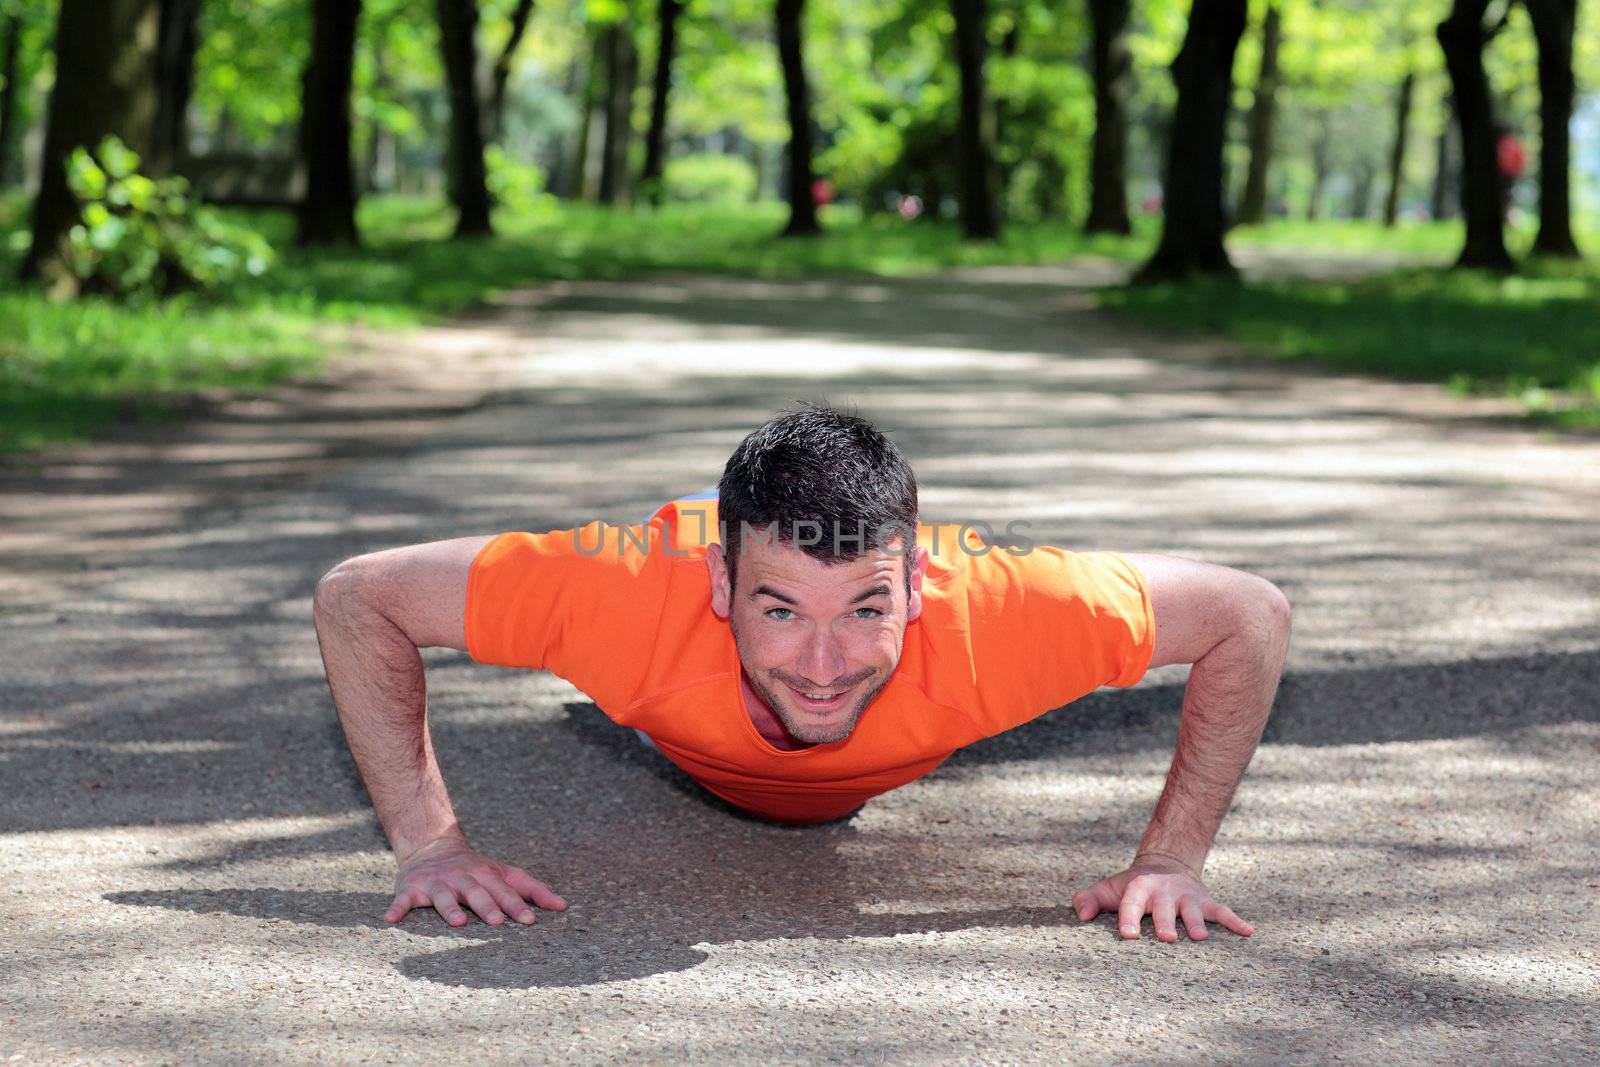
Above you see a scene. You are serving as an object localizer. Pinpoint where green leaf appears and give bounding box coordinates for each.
[97,135,142,180]
[66,149,108,201]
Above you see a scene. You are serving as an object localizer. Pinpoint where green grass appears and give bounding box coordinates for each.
[254,197,1157,314]
[1230,217,1475,259]
[4,191,1599,455]
[1,195,1159,455]
[1099,255,1600,431]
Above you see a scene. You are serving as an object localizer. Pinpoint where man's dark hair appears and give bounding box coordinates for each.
[718,402,919,598]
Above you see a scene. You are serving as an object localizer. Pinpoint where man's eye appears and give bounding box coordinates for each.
[766,607,795,621]
[853,608,883,619]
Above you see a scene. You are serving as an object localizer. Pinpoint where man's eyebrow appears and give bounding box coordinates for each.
[750,583,894,606]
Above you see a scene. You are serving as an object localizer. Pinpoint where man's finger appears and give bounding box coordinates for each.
[1152,894,1179,944]
[1074,881,1122,921]
[428,886,470,927]
[1204,901,1255,937]
[483,877,539,925]
[1117,880,1154,939]
[460,880,506,925]
[384,888,423,923]
[503,866,568,911]
[1180,899,1209,941]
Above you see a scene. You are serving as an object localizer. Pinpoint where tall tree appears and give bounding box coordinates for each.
[0,7,24,185]
[20,0,160,293]
[1234,1,1280,226]
[487,0,535,142]
[436,0,492,235]
[775,0,818,235]
[597,19,638,205]
[1431,94,1460,220]
[1436,0,1513,271]
[639,0,684,206]
[150,0,201,177]
[298,0,362,247]
[575,42,604,201]
[1305,110,1330,219]
[1133,0,1248,283]
[951,0,999,240]
[1523,0,1582,257]
[1084,0,1131,235]
[1382,68,1420,225]
[1382,68,1415,226]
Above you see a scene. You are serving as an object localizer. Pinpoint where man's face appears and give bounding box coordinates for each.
[708,530,929,745]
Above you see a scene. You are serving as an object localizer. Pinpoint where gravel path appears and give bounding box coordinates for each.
[2,261,1596,1065]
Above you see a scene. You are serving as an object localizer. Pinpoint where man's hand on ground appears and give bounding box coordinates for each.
[1071,857,1254,943]
[385,835,569,928]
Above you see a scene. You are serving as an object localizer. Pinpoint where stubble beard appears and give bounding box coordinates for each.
[754,668,893,744]
[731,613,898,744]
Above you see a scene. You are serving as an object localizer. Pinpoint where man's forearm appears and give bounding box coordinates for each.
[314,565,466,862]
[1135,598,1291,874]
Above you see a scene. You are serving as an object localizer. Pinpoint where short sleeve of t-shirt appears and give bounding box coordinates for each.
[961,546,1155,737]
[463,524,672,715]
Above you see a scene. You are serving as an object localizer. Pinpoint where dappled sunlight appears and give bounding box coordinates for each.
[4,265,1599,1062]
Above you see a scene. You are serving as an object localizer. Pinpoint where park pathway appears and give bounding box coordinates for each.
[2,259,1597,1064]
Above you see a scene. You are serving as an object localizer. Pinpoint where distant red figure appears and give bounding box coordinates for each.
[1497,133,1527,179]
[811,178,835,206]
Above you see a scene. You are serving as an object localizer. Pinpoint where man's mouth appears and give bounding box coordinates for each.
[785,681,854,712]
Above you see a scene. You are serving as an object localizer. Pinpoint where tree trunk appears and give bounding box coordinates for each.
[950,0,999,240]
[569,40,601,200]
[487,0,535,143]
[1084,0,1131,234]
[597,21,638,206]
[1431,95,1459,219]
[750,138,766,201]
[20,0,160,292]
[775,0,818,235]
[1234,1,1280,226]
[150,0,201,177]
[436,0,493,236]
[361,14,390,193]
[1524,0,1581,257]
[1305,111,1329,219]
[1132,0,1247,284]
[1350,161,1375,219]
[297,0,362,247]
[0,12,21,186]
[639,0,682,206]
[1436,0,1513,271]
[1382,69,1415,226]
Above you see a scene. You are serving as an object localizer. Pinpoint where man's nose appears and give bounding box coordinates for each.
[796,625,848,687]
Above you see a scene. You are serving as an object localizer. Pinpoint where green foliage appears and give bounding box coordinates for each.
[194,0,310,137]
[62,137,274,302]
[485,144,555,215]
[662,153,758,204]
[1102,235,1600,430]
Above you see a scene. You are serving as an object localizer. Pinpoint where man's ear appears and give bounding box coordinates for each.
[905,546,930,623]
[707,542,732,619]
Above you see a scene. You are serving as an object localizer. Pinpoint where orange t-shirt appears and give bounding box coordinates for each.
[465,499,1155,824]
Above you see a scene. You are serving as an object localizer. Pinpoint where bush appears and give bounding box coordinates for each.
[663,154,758,205]
[64,136,273,302]
[485,144,555,217]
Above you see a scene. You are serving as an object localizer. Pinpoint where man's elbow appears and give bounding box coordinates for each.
[1244,578,1292,646]
[313,557,371,628]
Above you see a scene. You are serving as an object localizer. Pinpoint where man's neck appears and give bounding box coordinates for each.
[739,669,814,751]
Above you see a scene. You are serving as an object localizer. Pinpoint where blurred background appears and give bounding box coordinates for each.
[1,0,1597,458]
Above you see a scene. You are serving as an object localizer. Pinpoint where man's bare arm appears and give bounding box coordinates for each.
[1073,553,1292,942]
[313,536,567,926]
